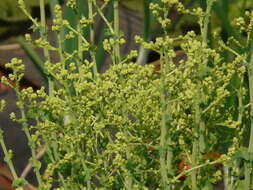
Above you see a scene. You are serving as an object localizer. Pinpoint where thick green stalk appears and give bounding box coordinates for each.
[191,0,215,179]
[244,49,253,190]
[160,92,168,189]
[159,51,171,189]
[201,0,213,45]
[190,6,215,186]
[88,0,98,77]
[189,1,215,185]
[113,0,121,64]
[166,137,173,175]
[224,166,229,190]
[227,79,244,189]
[40,0,54,96]
[136,0,152,65]
[57,33,64,64]
[191,96,200,190]
[198,0,215,154]
[163,46,173,177]
[77,24,83,63]
[125,132,133,190]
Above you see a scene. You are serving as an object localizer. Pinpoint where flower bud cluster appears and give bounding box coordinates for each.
[52,5,70,32]
[66,0,76,9]
[0,100,5,113]
[79,17,93,28]
[4,0,253,188]
[3,58,25,87]
[103,37,125,53]
[234,11,253,34]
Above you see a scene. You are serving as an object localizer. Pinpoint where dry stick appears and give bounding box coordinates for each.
[0,44,20,51]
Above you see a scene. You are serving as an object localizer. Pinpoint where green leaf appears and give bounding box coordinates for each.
[233,148,253,162]
[12,178,28,188]
[235,180,244,190]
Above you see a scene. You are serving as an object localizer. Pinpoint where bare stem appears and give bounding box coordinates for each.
[113,0,121,64]
[0,131,18,179]
[159,50,172,189]
[244,47,253,190]
[88,0,98,78]
[40,0,54,96]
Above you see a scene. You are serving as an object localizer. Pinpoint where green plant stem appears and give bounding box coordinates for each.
[224,166,229,190]
[40,0,54,96]
[94,3,114,35]
[95,0,114,71]
[136,0,152,65]
[57,33,64,63]
[173,158,224,182]
[88,0,98,78]
[18,102,42,186]
[77,24,83,62]
[48,0,59,19]
[191,6,216,185]
[189,1,215,186]
[18,1,39,28]
[201,0,213,45]
[69,109,92,189]
[166,136,173,181]
[16,36,48,84]
[39,0,49,57]
[0,130,18,179]
[46,146,68,188]
[191,97,200,190]
[66,25,89,44]
[159,51,171,189]
[113,0,120,64]
[80,154,91,189]
[164,46,173,177]
[244,48,253,190]
[226,78,244,190]
[125,132,133,190]
[40,3,62,184]
[199,0,215,154]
